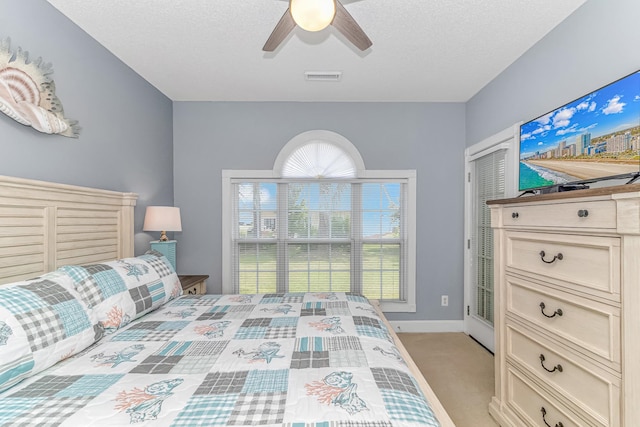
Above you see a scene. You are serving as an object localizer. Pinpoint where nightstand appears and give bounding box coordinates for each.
[150,240,177,270]
[178,275,208,295]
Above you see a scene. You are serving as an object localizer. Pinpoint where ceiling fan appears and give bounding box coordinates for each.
[263,0,373,52]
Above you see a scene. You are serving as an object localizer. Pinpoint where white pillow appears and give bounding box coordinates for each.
[60,251,182,334]
[0,270,102,392]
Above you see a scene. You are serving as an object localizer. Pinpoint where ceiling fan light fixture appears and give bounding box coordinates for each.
[290,0,336,32]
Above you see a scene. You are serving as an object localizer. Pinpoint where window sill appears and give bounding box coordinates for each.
[379,301,416,313]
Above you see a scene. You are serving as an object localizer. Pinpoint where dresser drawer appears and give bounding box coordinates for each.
[506,366,605,427]
[502,200,617,229]
[183,284,203,295]
[506,276,621,368]
[506,231,620,299]
[179,275,208,295]
[506,321,620,426]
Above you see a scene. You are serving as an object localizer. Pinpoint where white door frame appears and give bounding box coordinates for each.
[463,124,519,352]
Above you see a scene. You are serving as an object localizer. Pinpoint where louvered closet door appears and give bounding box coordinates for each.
[468,149,506,351]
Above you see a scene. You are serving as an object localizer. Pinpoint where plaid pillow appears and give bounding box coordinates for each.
[0,270,102,393]
[60,251,182,334]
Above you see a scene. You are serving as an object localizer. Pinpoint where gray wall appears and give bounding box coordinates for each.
[173,102,466,321]
[466,0,640,146]
[9,0,633,323]
[0,1,174,253]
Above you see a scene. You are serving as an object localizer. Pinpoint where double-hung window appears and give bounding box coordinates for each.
[222,132,416,312]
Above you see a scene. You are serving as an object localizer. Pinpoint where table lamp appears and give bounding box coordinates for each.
[143,206,182,271]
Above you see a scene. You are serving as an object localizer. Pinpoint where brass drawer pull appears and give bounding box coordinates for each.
[539,302,563,318]
[577,209,589,218]
[541,407,564,427]
[539,354,563,373]
[540,250,563,264]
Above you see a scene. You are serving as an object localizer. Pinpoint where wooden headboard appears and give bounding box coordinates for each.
[0,175,137,285]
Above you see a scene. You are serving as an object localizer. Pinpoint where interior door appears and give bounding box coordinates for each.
[464,126,517,353]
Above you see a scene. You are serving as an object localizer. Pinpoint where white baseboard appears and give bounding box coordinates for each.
[388,320,464,333]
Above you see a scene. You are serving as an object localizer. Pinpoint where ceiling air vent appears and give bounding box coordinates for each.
[304,71,342,82]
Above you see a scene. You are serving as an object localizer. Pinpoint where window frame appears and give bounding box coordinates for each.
[222,169,417,312]
[222,128,415,312]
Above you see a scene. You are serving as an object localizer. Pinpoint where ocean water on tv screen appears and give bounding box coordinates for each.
[519,161,565,190]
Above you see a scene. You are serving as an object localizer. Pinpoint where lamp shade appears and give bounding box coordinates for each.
[290,0,336,32]
[143,206,182,232]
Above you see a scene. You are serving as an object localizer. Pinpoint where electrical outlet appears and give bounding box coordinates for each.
[441,295,449,306]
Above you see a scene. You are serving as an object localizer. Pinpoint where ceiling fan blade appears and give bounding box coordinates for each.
[263,8,297,52]
[332,1,372,51]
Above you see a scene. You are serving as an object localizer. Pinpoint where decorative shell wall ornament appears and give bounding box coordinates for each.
[0,38,80,138]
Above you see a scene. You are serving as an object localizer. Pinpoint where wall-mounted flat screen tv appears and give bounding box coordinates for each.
[519,70,640,193]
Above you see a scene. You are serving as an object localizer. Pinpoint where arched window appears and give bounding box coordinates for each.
[274,130,364,178]
[222,130,416,312]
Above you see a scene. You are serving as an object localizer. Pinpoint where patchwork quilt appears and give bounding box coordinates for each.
[0,293,441,427]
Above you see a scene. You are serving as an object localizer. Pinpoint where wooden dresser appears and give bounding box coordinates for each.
[487,184,640,427]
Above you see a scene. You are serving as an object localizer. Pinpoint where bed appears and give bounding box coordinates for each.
[0,175,455,426]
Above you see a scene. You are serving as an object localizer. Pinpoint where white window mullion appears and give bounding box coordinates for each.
[400,182,408,302]
[351,183,362,295]
[277,182,288,293]
[230,182,240,293]
[253,183,261,294]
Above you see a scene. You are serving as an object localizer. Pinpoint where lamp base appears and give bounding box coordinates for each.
[150,240,177,271]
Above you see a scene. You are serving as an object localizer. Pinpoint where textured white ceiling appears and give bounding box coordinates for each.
[46,0,586,102]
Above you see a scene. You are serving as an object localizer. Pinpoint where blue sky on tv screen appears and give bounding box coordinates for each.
[520,71,640,159]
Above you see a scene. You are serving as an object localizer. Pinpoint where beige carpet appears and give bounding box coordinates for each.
[398,333,499,427]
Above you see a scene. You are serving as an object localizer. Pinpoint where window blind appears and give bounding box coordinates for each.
[230,179,408,302]
[472,150,506,325]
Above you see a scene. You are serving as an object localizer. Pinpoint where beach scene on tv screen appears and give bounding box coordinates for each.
[519,71,640,191]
